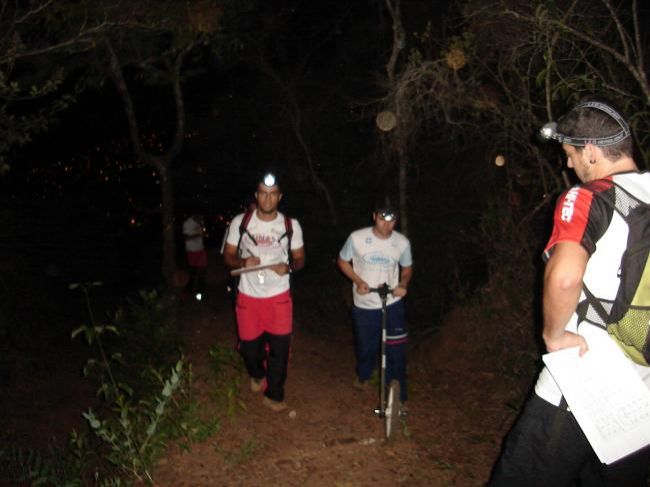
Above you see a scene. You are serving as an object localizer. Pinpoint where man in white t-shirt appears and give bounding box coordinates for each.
[222,173,305,412]
[182,213,207,299]
[337,197,413,411]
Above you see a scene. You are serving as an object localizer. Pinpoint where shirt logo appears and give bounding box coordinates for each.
[561,188,580,222]
[362,251,393,266]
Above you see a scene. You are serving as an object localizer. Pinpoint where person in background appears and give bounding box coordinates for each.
[337,196,412,413]
[222,173,305,412]
[489,99,650,486]
[182,212,207,301]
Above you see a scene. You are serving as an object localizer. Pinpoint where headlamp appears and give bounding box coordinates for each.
[262,173,277,187]
[378,210,397,222]
[539,101,631,147]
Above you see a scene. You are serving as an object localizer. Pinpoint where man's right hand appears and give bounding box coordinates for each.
[241,256,261,268]
[544,330,589,356]
[355,281,370,295]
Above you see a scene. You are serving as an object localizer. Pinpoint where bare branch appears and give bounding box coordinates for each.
[384,0,404,87]
[166,43,195,163]
[14,0,55,25]
[600,0,632,63]
[632,0,644,78]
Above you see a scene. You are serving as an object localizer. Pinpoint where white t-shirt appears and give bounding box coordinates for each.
[226,211,304,298]
[339,226,412,309]
[182,217,204,252]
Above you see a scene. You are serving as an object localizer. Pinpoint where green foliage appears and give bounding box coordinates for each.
[0,446,72,486]
[67,285,237,484]
[69,285,185,482]
[176,391,221,449]
[0,68,74,174]
[0,430,122,486]
[208,343,246,419]
[111,290,182,370]
[71,285,181,401]
[83,360,186,484]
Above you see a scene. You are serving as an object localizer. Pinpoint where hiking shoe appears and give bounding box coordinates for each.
[399,402,408,418]
[262,396,288,412]
[352,378,369,390]
[250,377,264,393]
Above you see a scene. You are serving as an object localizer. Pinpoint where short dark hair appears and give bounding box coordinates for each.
[374,195,397,214]
[556,99,633,160]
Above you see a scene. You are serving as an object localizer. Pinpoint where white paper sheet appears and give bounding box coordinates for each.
[229,262,283,276]
[542,332,650,464]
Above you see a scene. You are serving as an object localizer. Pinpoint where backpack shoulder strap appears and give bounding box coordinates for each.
[279,215,294,263]
[284,215,293,238]
[585,179,645,220]
[236,211,257,255]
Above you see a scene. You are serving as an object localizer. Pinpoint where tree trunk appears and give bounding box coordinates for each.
[159,163,177,284]
[104,39,191,287]
[398,147,408,236]
[384,0,408,236]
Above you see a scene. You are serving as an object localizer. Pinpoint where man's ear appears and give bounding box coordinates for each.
[585,143,599,164]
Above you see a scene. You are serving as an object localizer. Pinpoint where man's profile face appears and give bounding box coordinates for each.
[562,144,592,183]
[255,183,282,215]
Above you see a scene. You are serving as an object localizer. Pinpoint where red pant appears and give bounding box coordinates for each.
[236,290,292,340]
[236,290,293,402]
[186,250,207,267]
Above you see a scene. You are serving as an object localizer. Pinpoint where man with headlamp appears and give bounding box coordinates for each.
[337,196,413,412]
[490,100,650,486]
[223,172,305,412]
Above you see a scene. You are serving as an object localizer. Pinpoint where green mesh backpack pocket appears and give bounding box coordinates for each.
[606,240,650,365]
[579,181,650,366]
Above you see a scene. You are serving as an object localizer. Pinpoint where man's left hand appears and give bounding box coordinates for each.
[269,263,291,276]
[393,285,407,298]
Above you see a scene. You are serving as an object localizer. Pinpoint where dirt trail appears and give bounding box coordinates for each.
[154,274,523,486]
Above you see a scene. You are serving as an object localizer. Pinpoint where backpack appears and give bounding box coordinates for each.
[577,180,650,366]
[235,210,294,261]
[227,210,294,298]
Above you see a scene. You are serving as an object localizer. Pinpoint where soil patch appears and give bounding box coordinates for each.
[153,289,528,486]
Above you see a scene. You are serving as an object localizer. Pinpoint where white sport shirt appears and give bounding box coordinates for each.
[339,226,412,309]
[226,211,303,298]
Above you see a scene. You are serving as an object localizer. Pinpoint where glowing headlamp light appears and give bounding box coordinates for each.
[538,101,631,147]
[262,173,277,187]
[378,210,397,222]
[539,122,558,141]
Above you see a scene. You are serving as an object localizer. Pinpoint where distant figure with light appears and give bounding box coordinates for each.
[490,99,650,486]
[182,212,207,301]
[337,196,412,414]
[222,173,305,412]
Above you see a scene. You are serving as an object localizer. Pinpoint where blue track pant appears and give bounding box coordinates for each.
[351,299,408,402]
